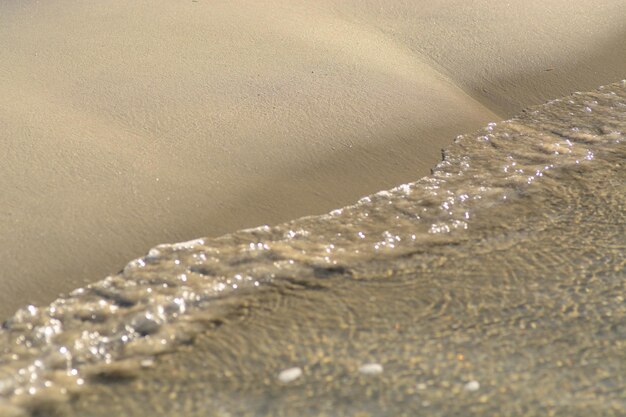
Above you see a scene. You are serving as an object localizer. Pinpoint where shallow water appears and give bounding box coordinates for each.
[1,81,625,416]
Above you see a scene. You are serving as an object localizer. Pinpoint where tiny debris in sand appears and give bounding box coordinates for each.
[278,367,302,383]
[464,380,480,392]
[358,363,384,375]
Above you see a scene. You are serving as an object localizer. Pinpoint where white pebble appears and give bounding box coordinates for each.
[358,363,383,375]
[278,367,302,383]
[464,380,480,392]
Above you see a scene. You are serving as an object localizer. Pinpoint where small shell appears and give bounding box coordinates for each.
[278,367,302,383]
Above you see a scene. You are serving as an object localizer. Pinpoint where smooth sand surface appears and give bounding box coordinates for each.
[1,0,625,319]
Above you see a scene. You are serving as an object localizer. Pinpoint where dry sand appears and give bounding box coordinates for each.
[1,0,624,319]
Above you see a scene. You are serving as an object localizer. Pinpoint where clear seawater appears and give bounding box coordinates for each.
[1,81,625,417]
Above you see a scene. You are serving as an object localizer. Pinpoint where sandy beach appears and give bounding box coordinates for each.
[1,0,625,319]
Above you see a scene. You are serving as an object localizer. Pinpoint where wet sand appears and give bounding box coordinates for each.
[1,81,624,417]
[1,0,625,318]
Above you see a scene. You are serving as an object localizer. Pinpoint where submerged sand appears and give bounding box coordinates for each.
[1,0,625,318]
[1,81,624,417]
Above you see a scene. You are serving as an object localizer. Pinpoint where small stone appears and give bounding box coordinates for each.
[464,380,480,392]
[358,363,383,375]
[130,314,160,336]
[278,367,302,383]
[140,358,155,368]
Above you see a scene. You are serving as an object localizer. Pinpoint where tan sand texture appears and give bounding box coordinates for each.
[0,0,624,319]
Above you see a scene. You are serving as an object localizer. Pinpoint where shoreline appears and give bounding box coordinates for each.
[2,80,625,416]
[1,0,625,319]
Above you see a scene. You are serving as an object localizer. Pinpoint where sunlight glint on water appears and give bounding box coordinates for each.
[1,81,625,417]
